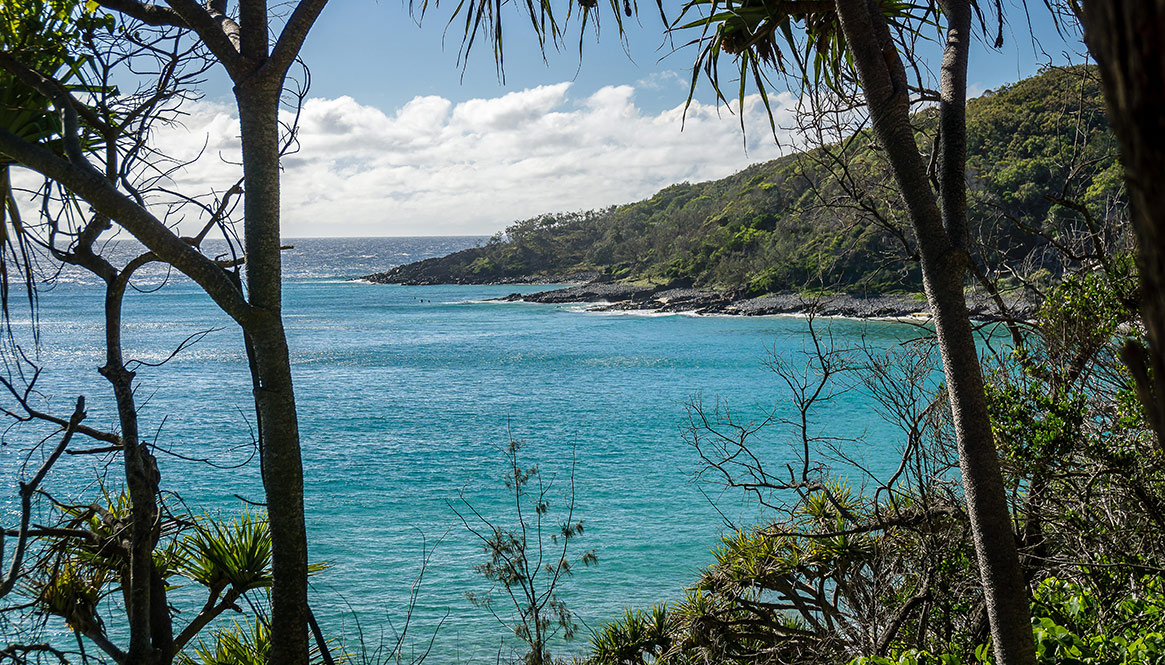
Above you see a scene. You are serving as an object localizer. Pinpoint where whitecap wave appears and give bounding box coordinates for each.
[575,308,680,318]
[442,299,511,305]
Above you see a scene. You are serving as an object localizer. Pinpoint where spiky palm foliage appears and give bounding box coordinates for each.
[16,492,308,661]
[30,558,109,636]
[411,0,660,79]
[663,483,875,663]
[0,0,89,153]
[176,613,337,665]
[588,604,673,665]
[668,0,942,137]
[179,511,274,593]
[176,616,273,665]
[25,491,133,633]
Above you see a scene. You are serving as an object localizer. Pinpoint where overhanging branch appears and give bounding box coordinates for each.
[0,129,254,324]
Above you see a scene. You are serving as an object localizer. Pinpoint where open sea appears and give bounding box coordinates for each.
[0,237,930,662]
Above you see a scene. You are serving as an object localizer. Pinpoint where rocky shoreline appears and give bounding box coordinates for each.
[491,282,1029,320]
[359,267,1031,320]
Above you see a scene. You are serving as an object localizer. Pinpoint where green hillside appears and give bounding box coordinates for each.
[368,66,1120,294]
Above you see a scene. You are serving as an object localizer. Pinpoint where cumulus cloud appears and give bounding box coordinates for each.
[133,82,806,236]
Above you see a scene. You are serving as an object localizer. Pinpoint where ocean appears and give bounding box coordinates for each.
[0,236,928,662]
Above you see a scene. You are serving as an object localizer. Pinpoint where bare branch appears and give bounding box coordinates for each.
[0,397,86,599]
[161,0,243,76]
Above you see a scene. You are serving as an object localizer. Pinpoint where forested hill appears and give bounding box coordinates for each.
[365,66,1121,294]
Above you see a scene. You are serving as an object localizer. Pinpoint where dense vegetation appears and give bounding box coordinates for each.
[372,65,1120,296]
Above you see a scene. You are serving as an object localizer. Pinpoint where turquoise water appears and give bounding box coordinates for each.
[0,238,926,662]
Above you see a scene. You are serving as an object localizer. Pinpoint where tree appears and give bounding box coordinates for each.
[674,319,969,662]
[0,0,333,662]
[659,1,1037,662]
[452,438,597,665]
[0,9,335,658]
[833,5,1034,659]
[1075,1,1165,450]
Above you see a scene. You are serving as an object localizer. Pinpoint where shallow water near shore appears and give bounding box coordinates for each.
[1,237,933,662]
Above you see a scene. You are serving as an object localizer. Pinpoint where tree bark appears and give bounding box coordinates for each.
[831,1,1035,663]
[236,80,310,665]
[101,292,158,665]
[1079,0,1165,447]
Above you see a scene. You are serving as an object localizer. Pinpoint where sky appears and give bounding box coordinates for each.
[291,1,1081,118]
[24,1,1089,238]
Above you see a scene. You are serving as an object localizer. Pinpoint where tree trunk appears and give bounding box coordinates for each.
[101,341,157,665]
[236,83,310,665]
[1079,0,1165,447]
[84,255,172,665]
[831,1,1035,663]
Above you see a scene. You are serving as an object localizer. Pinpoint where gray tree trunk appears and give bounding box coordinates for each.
[1079,0,1165,448]
[234,49,311,665]
[831,0,1036,662]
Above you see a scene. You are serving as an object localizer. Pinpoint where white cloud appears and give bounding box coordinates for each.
[57,82,807,237]
[450,83,572,132]
[635,70,685,91]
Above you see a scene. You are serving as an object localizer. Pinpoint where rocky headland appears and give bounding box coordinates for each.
[357,68,1095,324]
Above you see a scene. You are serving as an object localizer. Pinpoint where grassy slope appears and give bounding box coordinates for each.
[371,66,1119,294]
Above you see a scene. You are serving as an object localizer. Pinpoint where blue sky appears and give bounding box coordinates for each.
[289,1,1078,114]
[172,1,1085,237]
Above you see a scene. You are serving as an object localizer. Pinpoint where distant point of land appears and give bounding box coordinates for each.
[362,66,1112,321]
